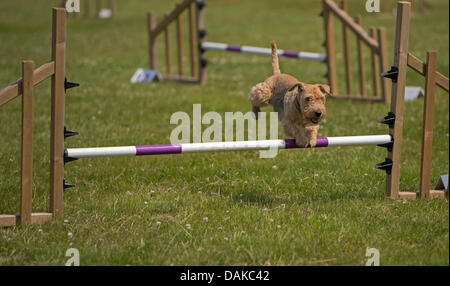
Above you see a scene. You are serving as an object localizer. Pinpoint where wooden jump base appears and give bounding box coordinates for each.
[0,8,68,227]
[147,0,205,84]
[1,2,448,227]
[378,1,449,200]
[147,0,390,104]
[201,42,327,62]
[322,0,390,104]
[65,135,392,158]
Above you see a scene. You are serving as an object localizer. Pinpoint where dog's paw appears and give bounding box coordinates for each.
[309,138,317,147]
[295,137,309,148]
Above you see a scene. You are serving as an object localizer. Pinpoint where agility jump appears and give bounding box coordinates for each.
[65,135,392,159]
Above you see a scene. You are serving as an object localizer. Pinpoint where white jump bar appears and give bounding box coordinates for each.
[65,135,392,159]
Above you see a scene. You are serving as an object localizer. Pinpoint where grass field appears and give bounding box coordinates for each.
[0,0,448,266]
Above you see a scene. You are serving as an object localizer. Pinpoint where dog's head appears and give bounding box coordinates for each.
[289,82,333,125]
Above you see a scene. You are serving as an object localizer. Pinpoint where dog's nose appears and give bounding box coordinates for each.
[315,111,322,118]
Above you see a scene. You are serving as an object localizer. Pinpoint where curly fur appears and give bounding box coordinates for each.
[271,40,280,75]
[248,40,333,147]
[249,82,272,117]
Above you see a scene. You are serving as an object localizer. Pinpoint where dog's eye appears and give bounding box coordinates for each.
[305,97,312,102]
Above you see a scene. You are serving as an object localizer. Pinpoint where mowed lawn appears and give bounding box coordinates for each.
[0,0,448,265]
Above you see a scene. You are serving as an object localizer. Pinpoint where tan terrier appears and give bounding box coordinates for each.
[249,40,333,147]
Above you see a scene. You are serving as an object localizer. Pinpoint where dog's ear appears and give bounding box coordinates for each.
[289,83,305,112]
[317,84,333,96]
[288,82,305,93]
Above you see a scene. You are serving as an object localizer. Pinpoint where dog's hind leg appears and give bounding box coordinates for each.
[249,82,272,119]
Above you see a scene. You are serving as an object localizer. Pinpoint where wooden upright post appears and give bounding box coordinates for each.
[20,61,34,225]
[419,0,426,14]
[164,13,172,75]
[341,0,352,96]
[50,8,66,216]
[84,0,90,18]
[196,0,206,84]
[188,2,197,78]
[377,27,390,105]
[386,2,411,199]
[370,28,380,98]
[382,0,391,14]
[109,0,116,18]
[96,0,101,18]
[419,51,437,198]
[176,6,184,76]
[355,15,366,97]
[148,12,157,70]
[323,0,338,95]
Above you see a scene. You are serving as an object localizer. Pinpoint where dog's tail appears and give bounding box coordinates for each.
[271,40,281,75]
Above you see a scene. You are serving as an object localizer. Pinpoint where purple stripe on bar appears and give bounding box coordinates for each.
[282,50,300,58]
[226,45,242,52]
[136,144,182,155]
[316,137,329,147]
[284,137,329,148]
[284,139,297,149]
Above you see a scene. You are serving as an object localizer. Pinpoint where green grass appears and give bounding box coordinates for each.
[0,0,448,266]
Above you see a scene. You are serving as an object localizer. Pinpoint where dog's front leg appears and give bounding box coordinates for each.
[283,121,307,147]
[304,125,319,147]
[292,126,309,148]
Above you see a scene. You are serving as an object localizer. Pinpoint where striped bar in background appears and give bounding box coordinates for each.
[201,42,327,62]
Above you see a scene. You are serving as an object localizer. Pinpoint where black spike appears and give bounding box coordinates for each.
[377,141,394,151]
[64,77,80,92]
[197,1,206,10]
[198,29,207,39]
[198,43,206,54]
[64,156,78,163]
[64,126,79,139]
[378,112,395,127]
[375,158,393,173]
[381,66,399,82]
[63,149,79,164]
[63,179,75,190]
[200,58,208,67]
